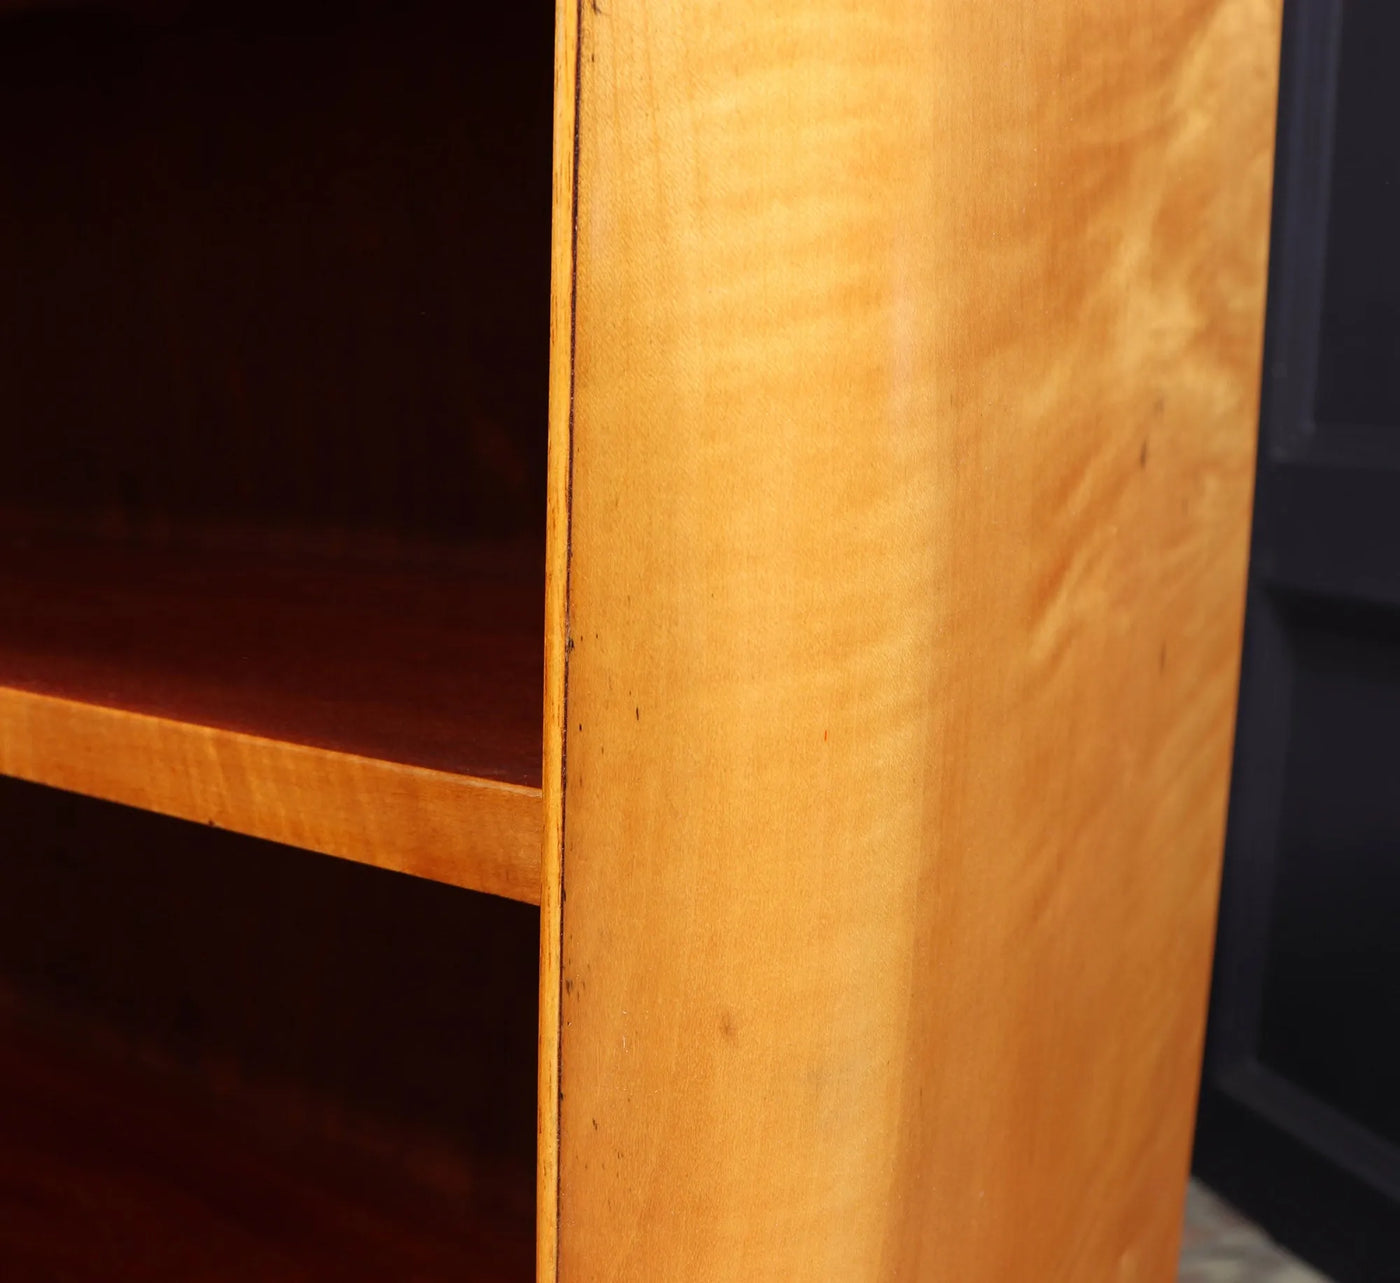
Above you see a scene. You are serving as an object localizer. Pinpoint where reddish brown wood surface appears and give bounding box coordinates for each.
[0,0,554,901]
[0,540,543,784]
[0,1011,533,1282]
[0,540,544,901]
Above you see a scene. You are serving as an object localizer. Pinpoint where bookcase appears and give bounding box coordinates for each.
[0,0,1283,1279]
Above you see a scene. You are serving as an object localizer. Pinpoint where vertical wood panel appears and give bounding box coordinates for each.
[548,1,1282,1277]
[538,0,580,1276]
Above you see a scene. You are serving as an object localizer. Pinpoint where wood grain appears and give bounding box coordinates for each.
[0,543,543,902]
[545,0,1282,1278]
[0,688,540,903]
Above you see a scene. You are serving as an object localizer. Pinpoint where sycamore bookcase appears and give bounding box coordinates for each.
[0,0,1281,1278]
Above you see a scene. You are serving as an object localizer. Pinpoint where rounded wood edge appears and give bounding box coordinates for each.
[552,0,1283,1276]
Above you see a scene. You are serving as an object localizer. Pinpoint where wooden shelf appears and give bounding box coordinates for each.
[0,539,543,903]
[0,1010,534,1281]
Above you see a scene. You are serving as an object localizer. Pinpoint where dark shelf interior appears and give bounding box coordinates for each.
[0,0,554,545]
[0,0,553,1270]
[0,0,555,778]
[0,776,538,1280]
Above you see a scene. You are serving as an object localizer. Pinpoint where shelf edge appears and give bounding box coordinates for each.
[0,686,542,905]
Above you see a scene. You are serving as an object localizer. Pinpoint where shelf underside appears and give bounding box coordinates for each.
[0,1010,534,1281]
[0,540,544,902]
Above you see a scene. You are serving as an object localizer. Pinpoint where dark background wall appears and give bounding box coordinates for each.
[1194,3,1400,1279]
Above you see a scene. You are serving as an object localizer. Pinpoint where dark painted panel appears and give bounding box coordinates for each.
[1315,3,1400,429]
[1195,3,1400,1277]
[1257,599,1400,1148]
[1259,464,1400,605]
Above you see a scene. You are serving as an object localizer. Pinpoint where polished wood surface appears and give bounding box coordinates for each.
[0,542,543,902]
[0,1009,533,1282]
[544,0,1281,1278]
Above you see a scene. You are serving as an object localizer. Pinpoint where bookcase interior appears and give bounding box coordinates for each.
[0,0,556,896]
[0,776,538,1279]
[0,0,552,1274]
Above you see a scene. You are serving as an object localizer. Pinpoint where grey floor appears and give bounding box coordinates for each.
[1179,1182,1331,1283]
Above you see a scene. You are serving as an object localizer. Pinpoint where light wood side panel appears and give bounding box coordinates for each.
[0,688,542,904]
[537,0,581,1271]
[549,0,1281,1278]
